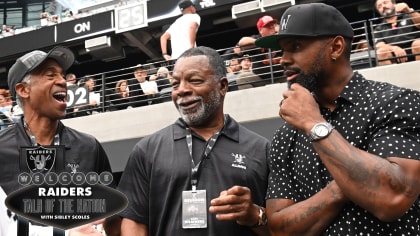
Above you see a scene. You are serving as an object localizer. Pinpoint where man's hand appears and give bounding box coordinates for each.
[391,45,408,63]
[395,2,411,13]
[68,219,106,236]
[280,83,324,133]
[209,186,260,227]
[163,54,172,61]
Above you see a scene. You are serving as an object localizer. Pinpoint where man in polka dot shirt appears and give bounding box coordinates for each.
[256,3,420,235]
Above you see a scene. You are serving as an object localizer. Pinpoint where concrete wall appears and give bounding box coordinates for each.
[62,61,420,172]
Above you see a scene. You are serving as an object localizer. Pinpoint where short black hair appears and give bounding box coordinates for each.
[178,46,226,78]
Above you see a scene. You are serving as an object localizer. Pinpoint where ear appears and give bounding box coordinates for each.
[219,77,229,96]
[15,83,30,99]
[330,36,346,60]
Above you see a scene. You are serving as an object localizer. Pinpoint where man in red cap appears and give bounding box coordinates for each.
[234,15,282,83]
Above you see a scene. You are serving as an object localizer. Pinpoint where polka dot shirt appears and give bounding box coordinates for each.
[268,72,420,235]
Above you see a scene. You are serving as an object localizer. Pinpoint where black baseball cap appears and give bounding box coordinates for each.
[255,3,354,50]
[179,0,194,11]
[8,46,75,99]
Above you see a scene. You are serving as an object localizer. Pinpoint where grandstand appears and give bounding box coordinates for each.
[1,0,419,174]
[61,59,420,173]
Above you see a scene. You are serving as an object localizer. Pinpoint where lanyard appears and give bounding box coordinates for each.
[186,127,222,191]
[23,120,60,146]
[20,121,64,236]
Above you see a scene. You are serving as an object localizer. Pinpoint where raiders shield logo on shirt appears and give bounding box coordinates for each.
[22,146,57,173]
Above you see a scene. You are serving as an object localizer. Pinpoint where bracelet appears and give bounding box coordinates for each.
[162,53,168,56]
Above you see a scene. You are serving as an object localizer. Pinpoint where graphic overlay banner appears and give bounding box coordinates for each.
[6,170,127,230]
[6,182,127,230]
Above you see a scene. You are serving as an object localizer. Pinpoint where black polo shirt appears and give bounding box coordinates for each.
[118,115,270,236]
[268,72,420,235]
[0,118,113,195]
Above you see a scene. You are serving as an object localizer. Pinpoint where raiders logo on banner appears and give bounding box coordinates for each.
[20,146,65,174]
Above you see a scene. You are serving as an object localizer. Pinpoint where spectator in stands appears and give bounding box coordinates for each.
[117,46,270,236]
[0,89,12,106]
[2,87,23,123]
[160,0,201,61]
[65,73,77,87]
[109,79,131,110]
[9,103,23,123]
[73,76,101,117]
[235,15,283,82]
[8,25,16,35]
[354,39,370,52]
[0,93,13,129]
[62,8,76,21]
[226,57,241,90]
[239,54,253,72]
[128,64,158,107]
[149,66,173,103]
[0,89,16,125]
[50,15,60,25]
[374,0,420,65]
[227,57,241,74]
[40,12,49,27]
[1,24,12,37]
[255,3,420,235]
[149,66,172,91]
[236,55,264,90]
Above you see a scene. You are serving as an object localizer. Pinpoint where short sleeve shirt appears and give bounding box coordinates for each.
[268,72,420,235]
[118,115,270,236]
[140,80,159,93]
[166,13,201,59]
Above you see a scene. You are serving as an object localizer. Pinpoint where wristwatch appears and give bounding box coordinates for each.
[252,206,267,227]
[308,122,334,142]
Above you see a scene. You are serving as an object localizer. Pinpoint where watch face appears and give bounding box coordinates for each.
[314,124,329,137]
[310,123,334,142]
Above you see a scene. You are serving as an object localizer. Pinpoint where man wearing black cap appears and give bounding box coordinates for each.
[256,3,420,235]
[0,47,114,235]
[160,0,200,61]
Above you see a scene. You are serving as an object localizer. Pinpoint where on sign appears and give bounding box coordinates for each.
[74,22,91,34]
